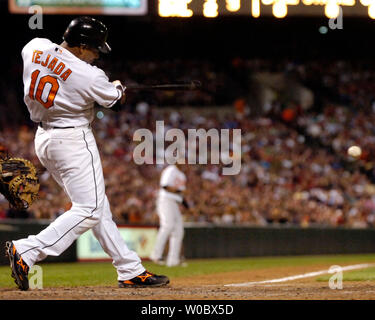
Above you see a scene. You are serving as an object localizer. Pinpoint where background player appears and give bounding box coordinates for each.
[150,162,189,267]
[5,16,169,290]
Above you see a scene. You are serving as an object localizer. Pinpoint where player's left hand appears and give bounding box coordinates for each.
[112,80,126,104]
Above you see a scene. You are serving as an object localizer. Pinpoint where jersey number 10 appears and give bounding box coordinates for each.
[29,69,60,109]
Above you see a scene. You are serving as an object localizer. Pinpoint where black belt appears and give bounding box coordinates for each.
[162,186,182,194]
[39,122,75,129]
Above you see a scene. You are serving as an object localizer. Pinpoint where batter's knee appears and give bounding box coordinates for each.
[72,202,102,222]
[171,227,184,240]
[159,224,174,235]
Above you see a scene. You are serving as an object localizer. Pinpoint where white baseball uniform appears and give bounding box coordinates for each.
[13,38,145,281]
[150,164,186,267]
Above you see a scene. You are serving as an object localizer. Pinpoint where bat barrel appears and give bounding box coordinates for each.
[125,80,201,91]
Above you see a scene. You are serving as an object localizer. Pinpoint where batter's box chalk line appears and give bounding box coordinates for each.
[224,263,375,287]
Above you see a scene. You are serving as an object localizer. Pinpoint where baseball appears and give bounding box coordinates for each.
[348,145,362,157]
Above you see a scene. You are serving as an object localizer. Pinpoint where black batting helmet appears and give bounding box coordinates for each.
[63,16,111,54]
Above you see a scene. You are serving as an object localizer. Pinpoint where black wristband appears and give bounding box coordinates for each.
[111,86,125,112]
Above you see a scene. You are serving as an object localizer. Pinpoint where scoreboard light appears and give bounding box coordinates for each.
[158,0,375,19]
[226,0,241,11]
[369,5,375,18]
[360,0,375,18]
[252,0,260,16]
[203,0,219,17]
[273,1,288,18]
[325,2,341,18]
[159,0,193,17]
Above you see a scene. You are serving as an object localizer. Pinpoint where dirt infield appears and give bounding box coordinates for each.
[1,264,375,300]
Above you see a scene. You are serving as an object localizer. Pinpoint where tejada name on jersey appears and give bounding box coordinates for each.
[31,49,72,81]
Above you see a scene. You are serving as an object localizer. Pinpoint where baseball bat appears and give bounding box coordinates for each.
[124,80,202,92]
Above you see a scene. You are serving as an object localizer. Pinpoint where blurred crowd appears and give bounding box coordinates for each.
[1,57,375,229]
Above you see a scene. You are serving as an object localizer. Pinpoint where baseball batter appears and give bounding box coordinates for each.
[150,163,188,267]
[5,16,169,290]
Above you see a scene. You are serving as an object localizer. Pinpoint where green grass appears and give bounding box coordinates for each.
[1,254,375,288]
[317,267,375,282]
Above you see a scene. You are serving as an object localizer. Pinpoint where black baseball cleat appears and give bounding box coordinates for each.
[118,270,170,288]
[5,241,30,291]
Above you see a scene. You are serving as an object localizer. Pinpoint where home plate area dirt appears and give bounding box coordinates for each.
[1,264,375,300]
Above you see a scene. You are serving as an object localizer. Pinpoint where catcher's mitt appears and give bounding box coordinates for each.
[0,155,40,210]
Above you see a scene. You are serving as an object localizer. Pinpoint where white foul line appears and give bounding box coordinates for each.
[224,263,375,287]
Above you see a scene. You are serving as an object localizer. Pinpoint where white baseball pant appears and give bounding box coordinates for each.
[150,196,184,267]
[13,125,145,281]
